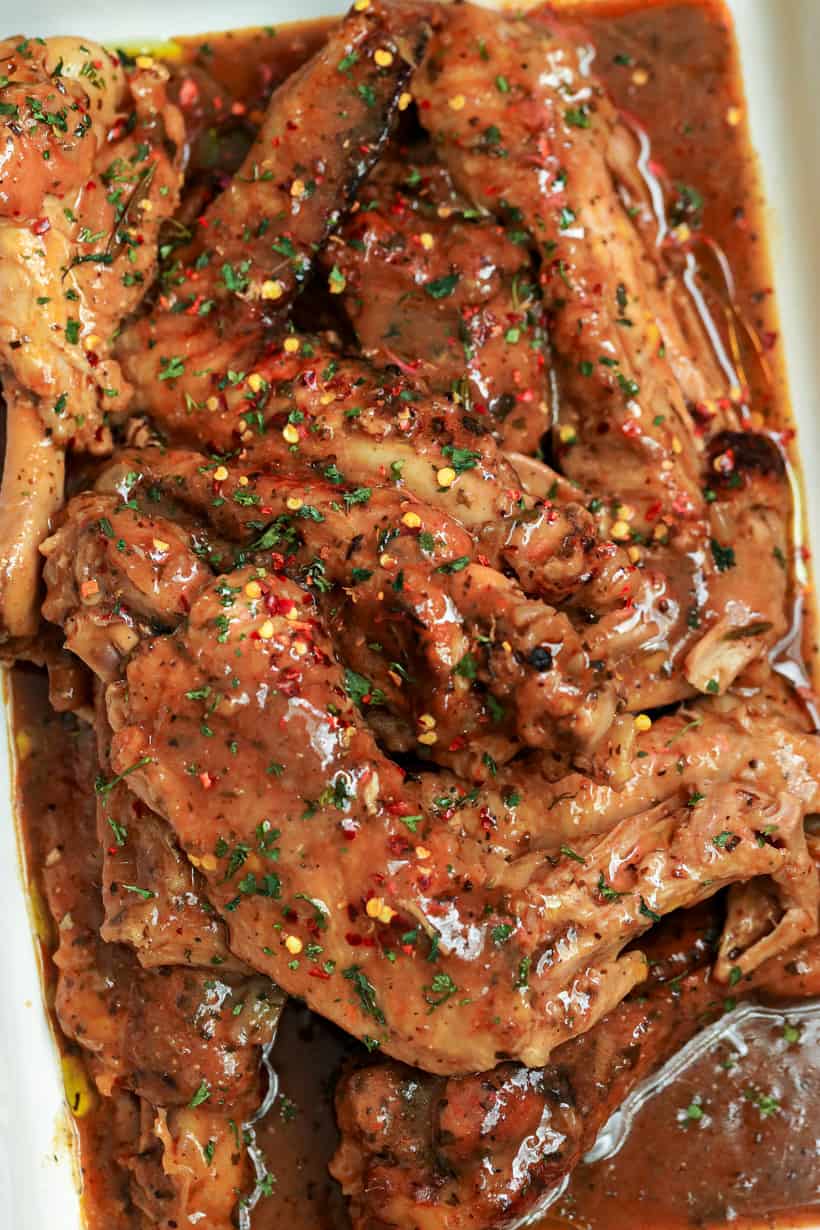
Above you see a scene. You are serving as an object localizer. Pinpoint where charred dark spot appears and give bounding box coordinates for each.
[489,393,516,424]
[461,414,490,436]
[528,646,553,671]
[346,533,364,560]
[708,430,785,483]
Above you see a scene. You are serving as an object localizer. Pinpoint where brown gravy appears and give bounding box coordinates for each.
[9,3,820,1230]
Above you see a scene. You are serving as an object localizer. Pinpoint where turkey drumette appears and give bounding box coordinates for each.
[0,37,184,636]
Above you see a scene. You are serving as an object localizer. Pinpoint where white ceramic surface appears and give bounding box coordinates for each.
[0,3,817,1228]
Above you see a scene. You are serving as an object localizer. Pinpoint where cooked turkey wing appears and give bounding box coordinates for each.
[0,39,183,447]
[0,38,184,641]
[414,4,705,539]
[112,338,651,618]
[103,564,613,1070]
[414,8,795,705]
[332,963,718,1230]
[166,1,430,317]
[93,447,618,762]
[321,151,550,452]
[43,708,280,1117]
[100,566,813,1072]
[482,695,820,855]
[116,0,432,427]
[40,492,213,681]
[37,704,282,1227]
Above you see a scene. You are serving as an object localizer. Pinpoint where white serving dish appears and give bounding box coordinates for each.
[0,3,818,1228]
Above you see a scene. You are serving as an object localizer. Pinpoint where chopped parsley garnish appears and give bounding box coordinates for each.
[425,273,460,299]
[189,1080,210,1108]
[710,539,736,572]
[564,106,591,129]
[423,972,458,1010]
[597,873,626,902]
[343,966,385,1023]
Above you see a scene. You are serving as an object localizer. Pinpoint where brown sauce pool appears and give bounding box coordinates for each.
[9,3,820,1229]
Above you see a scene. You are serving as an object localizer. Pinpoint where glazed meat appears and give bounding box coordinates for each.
[36,708,283,1229]
[414,3,789,704]
[415,4,705,535]
[321,152,550,452]
[333,963,717,1230]
[0,37,182,445]
[76,562,812,1073]
[116,0,432,430]
[4,4,820,1230]
[0,38,183,638]
[90,445,620,766]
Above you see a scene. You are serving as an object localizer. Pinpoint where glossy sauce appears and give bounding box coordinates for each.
[10,4,820,1230]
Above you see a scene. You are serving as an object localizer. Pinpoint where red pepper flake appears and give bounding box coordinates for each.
[31,216,50,235]
[178,77,199,107]
[713,448,735,477]
[308,967,331,980]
